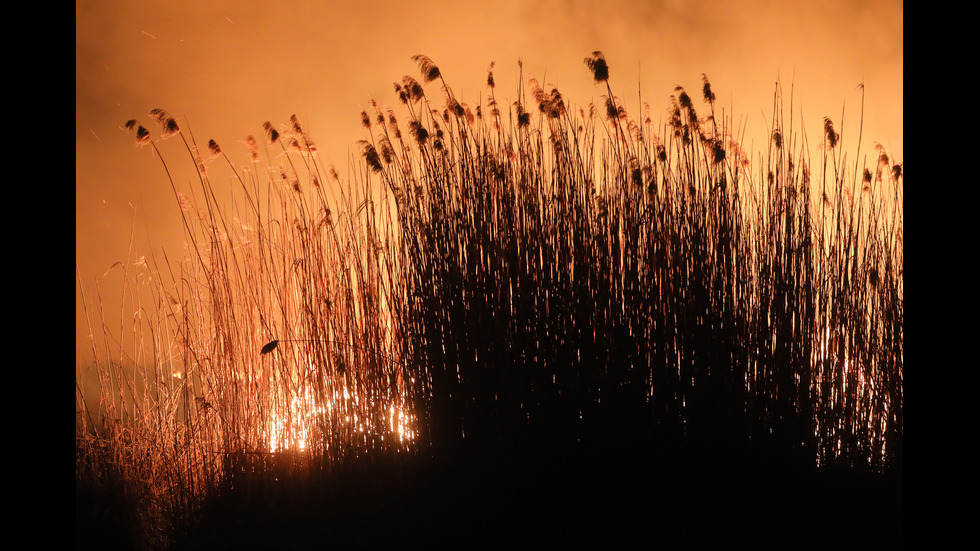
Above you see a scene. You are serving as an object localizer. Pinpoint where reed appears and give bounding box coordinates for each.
[372,55,901,472]
[77,52,902,547]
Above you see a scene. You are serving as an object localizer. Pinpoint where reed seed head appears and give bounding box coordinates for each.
[290,114,303,134]
[701,74,716,104]
[148,108,169,122]
[135,125,151,146]
[604,96,618,121]
[378,137,395,164]
[711,139,726,164]
[411,54,441,83]
[823,117,839,148]
[409,121,428,146]
[514,102,531,128]
[244,134,261,162]
[150,109,180,137]
[676,87,693,110]
[357,140,383,172]
[402,76,424,102]
[394,83,408,104]
[163,117,180,137]
[584,51,609,82]
[262,121,280,144]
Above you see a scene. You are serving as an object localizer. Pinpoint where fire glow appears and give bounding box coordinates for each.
[263,379,416,454]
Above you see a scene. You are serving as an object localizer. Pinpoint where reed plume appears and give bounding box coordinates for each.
[824,116,840,148]
[411,54,441,83]
[584,50,609,82]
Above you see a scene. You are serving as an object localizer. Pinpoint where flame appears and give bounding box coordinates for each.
[263,379,416,454]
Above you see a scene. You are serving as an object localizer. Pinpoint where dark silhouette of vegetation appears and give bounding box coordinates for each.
[380,54,901,475]
[77,52,902,549]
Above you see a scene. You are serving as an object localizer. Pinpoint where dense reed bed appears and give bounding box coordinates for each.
[376,53,901,469]
[77,52,902,548]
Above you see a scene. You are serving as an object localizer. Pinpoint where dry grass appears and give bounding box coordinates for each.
[77,52,902,548]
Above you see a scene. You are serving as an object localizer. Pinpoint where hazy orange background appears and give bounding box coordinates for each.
[76,0,902,370]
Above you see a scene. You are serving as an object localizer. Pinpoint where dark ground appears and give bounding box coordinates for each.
[111,439,901,550]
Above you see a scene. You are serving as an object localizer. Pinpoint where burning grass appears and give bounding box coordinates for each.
[77,52,902,548]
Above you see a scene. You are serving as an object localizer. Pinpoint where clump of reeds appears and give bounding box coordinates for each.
[77,51,902,548]
[79,105,420,545]
[351,52,902,473]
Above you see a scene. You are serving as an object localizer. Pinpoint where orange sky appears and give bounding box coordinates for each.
[75,0,902,369]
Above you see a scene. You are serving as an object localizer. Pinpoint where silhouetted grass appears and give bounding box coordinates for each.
[77,52,902,549]
[375,54,901,473]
